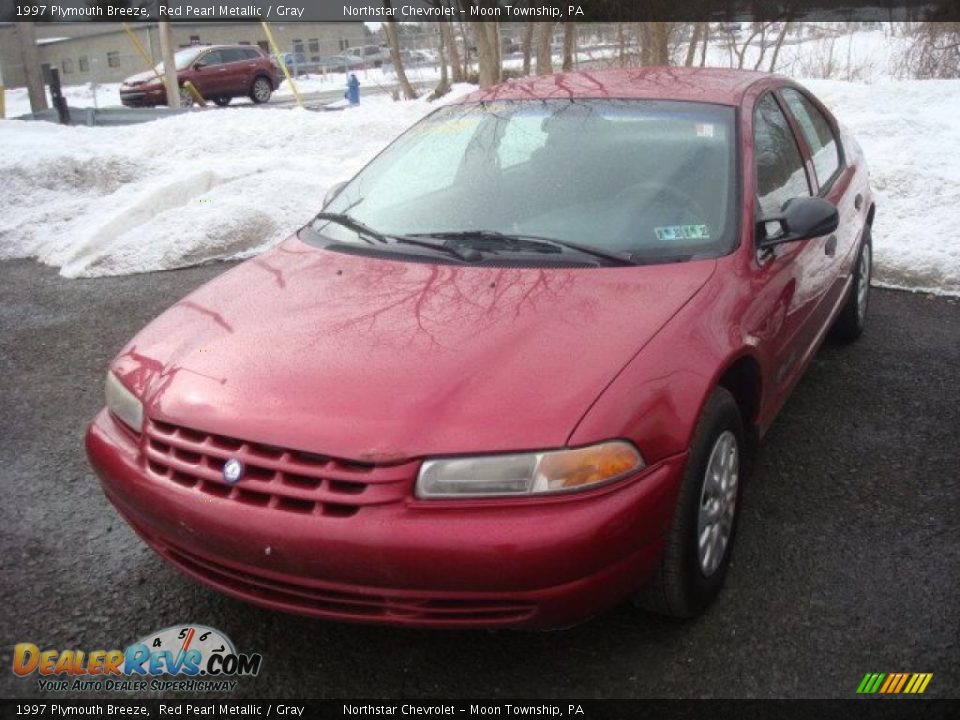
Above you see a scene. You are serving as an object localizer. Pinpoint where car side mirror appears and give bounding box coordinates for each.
[193,62,206,70]
[758,196,839,249]
[323,181,348,208]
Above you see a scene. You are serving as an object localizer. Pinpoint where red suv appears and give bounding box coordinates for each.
[120,45,282,108]
[90,68,874,629]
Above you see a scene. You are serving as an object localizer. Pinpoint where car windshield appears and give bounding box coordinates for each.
[154,47,205,72]
[316,99,737,264]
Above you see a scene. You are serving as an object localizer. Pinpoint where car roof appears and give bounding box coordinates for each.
[460,67,782,107]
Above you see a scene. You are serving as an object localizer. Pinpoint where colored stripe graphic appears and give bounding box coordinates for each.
[857,673,932,694]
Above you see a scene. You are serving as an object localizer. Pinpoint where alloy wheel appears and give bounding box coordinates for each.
[697,430,739,577]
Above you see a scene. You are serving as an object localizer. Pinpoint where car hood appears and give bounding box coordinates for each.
[113,237,716,462]
[122,70,160,86]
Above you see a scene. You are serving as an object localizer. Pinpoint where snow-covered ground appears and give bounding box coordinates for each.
[0,29,958,295]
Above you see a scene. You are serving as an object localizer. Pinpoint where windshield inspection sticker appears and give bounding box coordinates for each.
[655,225,711,242]
[696,123,715,138]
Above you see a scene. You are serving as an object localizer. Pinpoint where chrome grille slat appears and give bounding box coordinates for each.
[142,418,413,515]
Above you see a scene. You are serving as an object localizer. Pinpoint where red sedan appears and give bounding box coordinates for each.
[87,68,874,629]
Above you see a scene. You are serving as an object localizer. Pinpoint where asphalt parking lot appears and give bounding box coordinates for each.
[1,257,957,700]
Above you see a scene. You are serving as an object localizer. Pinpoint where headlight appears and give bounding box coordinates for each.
[416,441,644,499]
[105,371,144,432]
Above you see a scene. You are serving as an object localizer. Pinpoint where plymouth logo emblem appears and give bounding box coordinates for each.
[222,458,245,485]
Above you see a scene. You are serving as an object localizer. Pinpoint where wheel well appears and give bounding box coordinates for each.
[866,202,876,228]
[718,356,762,431]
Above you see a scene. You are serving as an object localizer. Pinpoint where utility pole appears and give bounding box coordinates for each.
[16,22,48,113]
[157,22,180,107]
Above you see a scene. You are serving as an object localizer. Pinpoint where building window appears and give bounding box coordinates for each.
[308,39,319,53]
[292,39,304,53]
[78,56,89,72]
[339,38,350,51]
[62,58,74,74]
[107,51,120,68]
[239,40,250,45]
[257,41,269,52]
[190,35,201,45]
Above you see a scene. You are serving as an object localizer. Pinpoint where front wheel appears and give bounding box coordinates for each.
[249,77,273,104]
[635,387,745,618]
[832,226,872,342]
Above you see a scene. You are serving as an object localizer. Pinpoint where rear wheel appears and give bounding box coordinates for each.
[213,96,232,107]
[635,388,744,618]
[250,77,272,104]
[832,225,872,342]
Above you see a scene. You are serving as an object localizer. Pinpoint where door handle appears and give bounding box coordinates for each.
[825,235,837,257]
[854,193,863,211]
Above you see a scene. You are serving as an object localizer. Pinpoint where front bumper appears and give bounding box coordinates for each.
[119,86,165,107]
[87,409,685,629]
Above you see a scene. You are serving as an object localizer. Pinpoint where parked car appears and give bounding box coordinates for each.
[356,44,387,67]
[119,45,282,108]
[316,53,363,73]
[89,68,874,628]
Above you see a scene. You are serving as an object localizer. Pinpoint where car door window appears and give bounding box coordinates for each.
[199,50,225,66]
[780,88,842,190]
[754,93,811,217]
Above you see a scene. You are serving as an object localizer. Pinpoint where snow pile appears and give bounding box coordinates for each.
[0,85,474,277]
[803,78,960,295]
[0,69,958,295]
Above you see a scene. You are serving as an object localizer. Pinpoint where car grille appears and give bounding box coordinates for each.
[143,419,414,517]
[160,541,537,626]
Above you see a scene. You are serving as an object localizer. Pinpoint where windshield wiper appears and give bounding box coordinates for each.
[409,230,637,267]
[313,212,386,245]
[313,213,478,262]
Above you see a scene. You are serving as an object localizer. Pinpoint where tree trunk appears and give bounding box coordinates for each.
[440,18,463,83]
[383,9,418,99]
[617,23,626,67]
[536,22,554,75]
[684,23,702,66]
[16,22,49,112]
[433,18,450,98]
[768,21,792,72]
[700,22,710,66]
[562,23,576,71]
[522,22,535,75]
[649,22,671,65]
[473,22,502,87]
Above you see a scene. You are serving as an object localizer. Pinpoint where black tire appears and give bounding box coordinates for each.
[635,388,745,618]
[832,225,872,343]
[249,76,273,104]
[213,96,232,107]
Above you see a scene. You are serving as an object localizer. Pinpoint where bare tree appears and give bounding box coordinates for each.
[383,3,418,99]
[522,22,535,75]
[562,23,576,71]
[898,22,960,78]
[768,21,793,72]
[648,22,672,65]
[685,22,706,66]
[440,17,464,83]
[536,22,554,75]
[472,22,502,87]
[700,22,710,66]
